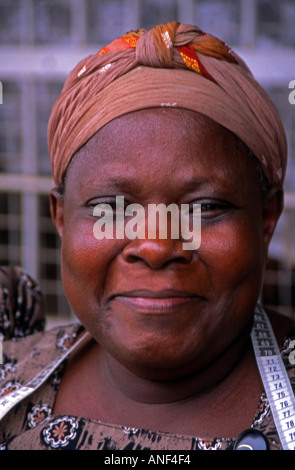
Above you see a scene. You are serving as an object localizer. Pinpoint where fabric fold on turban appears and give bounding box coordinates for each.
[48,21,287,188]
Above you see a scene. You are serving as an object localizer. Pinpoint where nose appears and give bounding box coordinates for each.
[122,238,194,269]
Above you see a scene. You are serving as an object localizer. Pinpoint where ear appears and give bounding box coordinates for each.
[262,185,284,262]
[50,188,64,239]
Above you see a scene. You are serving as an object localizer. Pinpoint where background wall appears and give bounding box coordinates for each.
[0,0,294,325]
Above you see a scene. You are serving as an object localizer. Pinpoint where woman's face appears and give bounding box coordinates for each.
[51,108,280,379]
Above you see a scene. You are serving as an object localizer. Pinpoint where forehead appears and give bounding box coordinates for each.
[65,108,254,190]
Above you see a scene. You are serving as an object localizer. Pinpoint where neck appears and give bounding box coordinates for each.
[99,321,253,405]
[53,318,261,436]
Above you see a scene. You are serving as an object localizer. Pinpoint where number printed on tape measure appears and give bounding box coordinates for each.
[251,306,295,450]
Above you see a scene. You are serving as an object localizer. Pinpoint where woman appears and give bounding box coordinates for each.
[0,22,294,451]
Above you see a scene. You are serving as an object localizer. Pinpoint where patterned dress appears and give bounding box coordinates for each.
[0,266,295,450]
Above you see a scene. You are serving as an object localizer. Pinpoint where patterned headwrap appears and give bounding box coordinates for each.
[48,22,287,187]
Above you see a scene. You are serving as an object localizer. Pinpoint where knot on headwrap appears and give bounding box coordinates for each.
[48,22,287,189]
[99,21,237,76]
[136,22,178,68]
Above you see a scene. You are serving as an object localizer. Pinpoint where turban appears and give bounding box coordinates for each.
[48,21,287,188]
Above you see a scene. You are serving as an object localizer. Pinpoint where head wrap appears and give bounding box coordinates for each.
[48,21,287,188]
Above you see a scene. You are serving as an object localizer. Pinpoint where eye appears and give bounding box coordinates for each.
[92,203,114,219]
[201,202,225,212]
[89,196,129,218]
[188,200,233,220]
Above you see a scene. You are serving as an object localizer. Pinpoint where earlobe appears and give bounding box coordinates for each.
[50,188,64,239]
[262,185,284,259]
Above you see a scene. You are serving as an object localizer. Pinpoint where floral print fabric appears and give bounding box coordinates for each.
[1,322,295,450]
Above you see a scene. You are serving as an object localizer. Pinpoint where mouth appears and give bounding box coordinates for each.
[111,289,203,314]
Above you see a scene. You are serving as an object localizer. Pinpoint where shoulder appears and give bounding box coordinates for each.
[2,322,83,355]
[1,323,84,387]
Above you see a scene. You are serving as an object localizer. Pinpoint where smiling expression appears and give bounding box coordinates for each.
[50,108,280,379]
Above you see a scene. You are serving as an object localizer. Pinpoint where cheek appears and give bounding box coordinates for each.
[192,218,265,347]
[60,217,121,316]
[199,218,264,293]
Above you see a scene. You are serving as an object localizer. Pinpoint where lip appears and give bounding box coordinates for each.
[111,289,203,314]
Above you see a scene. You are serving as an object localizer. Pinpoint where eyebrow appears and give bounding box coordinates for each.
[104,174,235,195]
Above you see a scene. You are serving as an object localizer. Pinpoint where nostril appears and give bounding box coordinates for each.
[123,253,141,264]
[122,238,194,269]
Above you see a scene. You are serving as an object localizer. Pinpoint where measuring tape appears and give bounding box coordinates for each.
[0,306,295,450]
[251,304,295,450]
